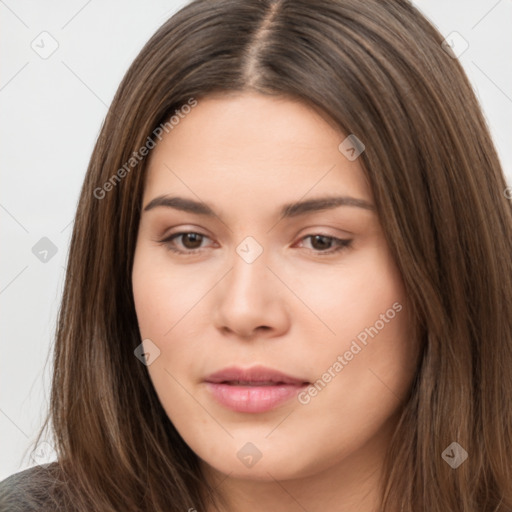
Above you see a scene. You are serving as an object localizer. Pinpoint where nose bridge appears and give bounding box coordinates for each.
[213,236,289,337]
[227,237,273,302]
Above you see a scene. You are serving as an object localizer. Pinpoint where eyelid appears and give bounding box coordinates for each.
[157,230,215,254]
[293,234,353,256]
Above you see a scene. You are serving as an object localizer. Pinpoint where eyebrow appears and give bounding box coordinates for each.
[143,194,375,218]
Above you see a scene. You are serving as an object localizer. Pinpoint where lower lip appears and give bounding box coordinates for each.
[205,382,308,413]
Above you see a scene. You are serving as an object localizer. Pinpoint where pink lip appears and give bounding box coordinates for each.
[204,365,309,413]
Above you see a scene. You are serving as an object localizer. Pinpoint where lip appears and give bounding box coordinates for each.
[204,365,309,413]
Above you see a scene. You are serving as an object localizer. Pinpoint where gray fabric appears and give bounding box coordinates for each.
[0,464,62,511]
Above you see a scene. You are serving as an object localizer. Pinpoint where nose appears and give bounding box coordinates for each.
[212,247,290,340]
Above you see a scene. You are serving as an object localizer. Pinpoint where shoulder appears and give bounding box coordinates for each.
[0,463,65,512]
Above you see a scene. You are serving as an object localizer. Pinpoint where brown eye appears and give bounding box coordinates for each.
[180,233,204,249]
[310,235,333,251]
[299,234,353,255]
[158,232,212,254]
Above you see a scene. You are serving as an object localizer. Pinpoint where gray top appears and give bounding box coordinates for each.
[0,464,63,511]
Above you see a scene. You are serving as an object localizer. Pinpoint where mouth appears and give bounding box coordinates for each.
[204,365,310,413]
[214,380,298,386]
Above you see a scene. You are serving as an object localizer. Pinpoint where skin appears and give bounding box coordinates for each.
[132,92,419,512]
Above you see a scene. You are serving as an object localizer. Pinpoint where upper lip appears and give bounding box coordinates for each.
[204,365,309,386]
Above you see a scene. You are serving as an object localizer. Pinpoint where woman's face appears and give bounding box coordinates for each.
[132,92,418,485]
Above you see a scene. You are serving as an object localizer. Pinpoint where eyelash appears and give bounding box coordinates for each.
[157,232,353,256]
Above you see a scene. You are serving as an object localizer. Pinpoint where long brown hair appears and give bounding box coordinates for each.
[28,0,512,510]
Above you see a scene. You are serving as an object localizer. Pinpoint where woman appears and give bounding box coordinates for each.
[1,0,511,510]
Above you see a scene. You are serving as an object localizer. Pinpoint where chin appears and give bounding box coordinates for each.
[198,437,335,483]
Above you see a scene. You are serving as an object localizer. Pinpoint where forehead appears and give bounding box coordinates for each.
[143,92,372,209]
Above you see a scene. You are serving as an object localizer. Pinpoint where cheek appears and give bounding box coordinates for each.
[292,241,408,350]
[314,272,414,408]
[296,243,416,416]
[131,245,215,394]
[131,248,204,418]
[132,246,203,339]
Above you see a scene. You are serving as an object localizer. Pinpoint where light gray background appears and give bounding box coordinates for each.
[1,0,511,480]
